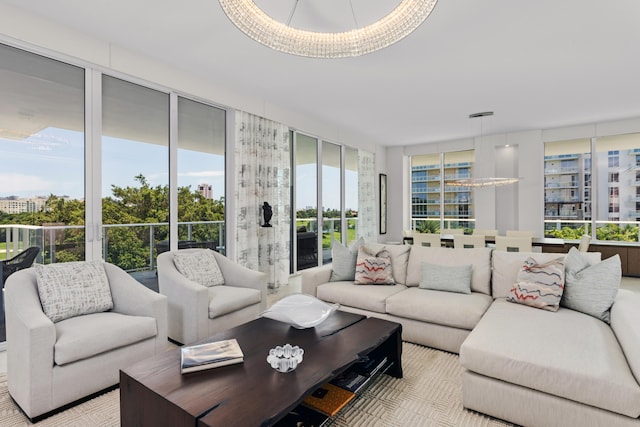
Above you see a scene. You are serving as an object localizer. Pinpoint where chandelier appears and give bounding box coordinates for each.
[446,112,521,188]
[218,0,439,58]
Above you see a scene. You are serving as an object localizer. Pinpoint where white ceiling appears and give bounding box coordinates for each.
[4,0,640,147]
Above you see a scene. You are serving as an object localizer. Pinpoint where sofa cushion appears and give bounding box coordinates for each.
[506,256,565,312]
[386,288,492,330]
[363,243,411,285]
[491,250,601,299]
[36,260,113,323]
[317,281,407,314]
[406,246,492,295]
[54,312,157,365]
[611,289,640,385]
[460,299,640,418]
[207,286,262,318]
[173,249,224,287]
[355,246,394,285]
[329,237,364,282]
[562,247,620,323]
[420,262,472,294]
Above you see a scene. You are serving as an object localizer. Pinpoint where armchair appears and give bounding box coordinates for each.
[4,262,168,420]
[157,249,268,345]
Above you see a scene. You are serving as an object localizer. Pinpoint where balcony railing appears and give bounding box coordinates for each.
[0,221,225,272]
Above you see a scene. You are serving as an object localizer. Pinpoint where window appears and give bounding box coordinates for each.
[177,97,226,254]
[608,151,620,167]
[410,150,474,232]
[608,172,619,183]
[294,134,318,270]
[544,139,590,229]
[102,76,169,271]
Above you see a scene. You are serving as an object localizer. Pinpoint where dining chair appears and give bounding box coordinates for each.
[506,230,534,239]
[473,229,498,239]
[412,233,442,248]
[495,236,533,252]
[454,234,486,249]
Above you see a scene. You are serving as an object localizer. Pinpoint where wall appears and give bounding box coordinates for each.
[388,119,640,243]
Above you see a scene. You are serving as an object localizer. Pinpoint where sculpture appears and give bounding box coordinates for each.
[262,201,273,227]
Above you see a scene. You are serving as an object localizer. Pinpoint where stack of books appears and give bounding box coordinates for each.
[180,338,244,374]
[276,351,390,426]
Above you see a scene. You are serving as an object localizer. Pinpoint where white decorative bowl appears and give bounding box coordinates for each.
[261,294,339,329]
[267,344,304,373]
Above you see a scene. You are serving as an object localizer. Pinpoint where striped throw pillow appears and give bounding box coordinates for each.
[354,246,394,285]
[507,256,565,311]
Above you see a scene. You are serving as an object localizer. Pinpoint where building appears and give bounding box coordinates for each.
[0,197,47,214]
[197,183,213,199]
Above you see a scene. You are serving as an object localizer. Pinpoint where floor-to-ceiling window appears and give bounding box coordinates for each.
[176,97,226,254]
[321,141,341,264]
[544,133,640,242]
[294,134,318,270]
[101,76,169,272]
[0,43,86,342]
[410,150,475,232]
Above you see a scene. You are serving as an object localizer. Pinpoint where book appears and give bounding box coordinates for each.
[351,354,388,378]
[302,382,355,417]
[180,338,244,374]
[330,370,369,393]
[274,404,330,427]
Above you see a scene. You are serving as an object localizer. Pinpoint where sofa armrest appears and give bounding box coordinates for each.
[213,251,268,310]
[611,289,640,384]
[4,269,56,416]
[300,264,333,296]
[105,263,168,352]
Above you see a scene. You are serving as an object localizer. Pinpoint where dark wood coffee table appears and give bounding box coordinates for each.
[120,311,402,426]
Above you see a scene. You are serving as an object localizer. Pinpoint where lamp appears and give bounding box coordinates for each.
[218,0,438,58]
[447,112,521,188]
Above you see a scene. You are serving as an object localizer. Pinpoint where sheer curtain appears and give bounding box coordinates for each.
[358,150,376,242]
[234,111,291,288]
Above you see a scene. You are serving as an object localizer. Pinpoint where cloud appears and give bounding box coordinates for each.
[0,173,52,195]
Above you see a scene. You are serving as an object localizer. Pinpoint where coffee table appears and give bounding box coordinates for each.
[120,311,402,426]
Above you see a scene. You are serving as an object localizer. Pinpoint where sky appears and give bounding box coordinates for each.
[0,126,356,211]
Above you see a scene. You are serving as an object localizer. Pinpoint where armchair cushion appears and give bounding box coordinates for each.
[173,249,224,287]
[35,261,113,323]
[207,286,262,318]
[54,312,157,365]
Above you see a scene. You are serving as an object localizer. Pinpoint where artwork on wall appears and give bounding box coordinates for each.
[379,174,387,234]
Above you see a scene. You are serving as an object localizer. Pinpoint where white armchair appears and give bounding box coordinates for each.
[157,249,268,345]
[4,262,168,420]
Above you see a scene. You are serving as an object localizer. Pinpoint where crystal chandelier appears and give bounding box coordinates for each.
[218,0,439,58]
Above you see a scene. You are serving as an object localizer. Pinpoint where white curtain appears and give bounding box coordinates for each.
[234,111,291,288]
[358,150,376,242]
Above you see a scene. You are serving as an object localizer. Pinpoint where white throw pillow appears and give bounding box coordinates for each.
[419,262,472,294]
[36,260,113,323]
[173,249,225,287]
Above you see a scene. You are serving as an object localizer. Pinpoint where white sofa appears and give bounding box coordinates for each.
[301,244,640,426]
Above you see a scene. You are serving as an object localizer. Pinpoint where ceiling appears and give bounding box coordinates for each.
[4,0,640,147]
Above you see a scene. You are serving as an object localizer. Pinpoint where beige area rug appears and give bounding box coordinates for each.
[0,343,512,427]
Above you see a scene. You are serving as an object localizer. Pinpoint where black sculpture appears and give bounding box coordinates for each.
[262,201,273,227]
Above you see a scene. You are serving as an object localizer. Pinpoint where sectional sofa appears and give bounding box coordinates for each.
[300,243,640,426]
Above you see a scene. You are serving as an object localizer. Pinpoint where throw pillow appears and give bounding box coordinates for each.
[506,256,565,312]
[329,237,365,282]
[562,247,621,323]
[35,260,113,323]
[419,262,472,294]
[173,249,224,287]
[354,246,394,285]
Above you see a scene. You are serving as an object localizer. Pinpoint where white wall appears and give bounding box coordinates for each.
[391,119,640,239]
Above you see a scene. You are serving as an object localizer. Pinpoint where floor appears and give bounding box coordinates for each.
[0,275,637,375]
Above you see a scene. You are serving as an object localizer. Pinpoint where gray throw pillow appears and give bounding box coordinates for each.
[419,262,472,294]
[562,247,621,323]
[330,237,364,282]
[36,260,113,323]
[173,249,225,287]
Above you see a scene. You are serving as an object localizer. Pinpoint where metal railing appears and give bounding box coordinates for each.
[0,221,225,272]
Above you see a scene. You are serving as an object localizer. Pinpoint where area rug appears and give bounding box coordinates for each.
[0,343,512,426]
